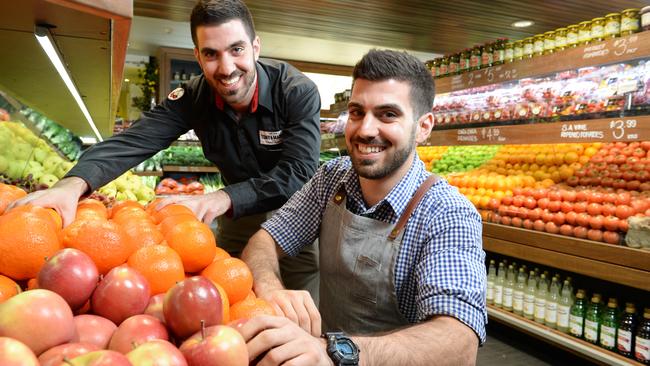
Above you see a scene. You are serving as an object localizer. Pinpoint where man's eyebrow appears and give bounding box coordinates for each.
[348,101,363,109]
[199,40,247,54]
[373,104,403,113]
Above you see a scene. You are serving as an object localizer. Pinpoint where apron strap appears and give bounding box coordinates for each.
[388,175,440,240]
[332,186,347,205]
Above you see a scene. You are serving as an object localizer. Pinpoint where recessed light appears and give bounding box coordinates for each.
[124,78,130,82]
[512,20,534,28]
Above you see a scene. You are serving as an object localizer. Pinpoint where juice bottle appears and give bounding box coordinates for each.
[618,302,637,358]
[635,308,650,364]
[486,260,496,305]
[600,298,618,351]
[584,293,602,344]
[545,276,560,328]
[523,270,536,320]
[569,290,587,338]
[556,279,573,333]
[534,274,548,324]
[503,264,515,312]
[494,262,505,308]
[513,267,527,316]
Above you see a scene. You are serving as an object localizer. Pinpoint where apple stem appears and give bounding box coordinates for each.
[62,356,73,365]
[201,319,206,340]
[132,340,139,350]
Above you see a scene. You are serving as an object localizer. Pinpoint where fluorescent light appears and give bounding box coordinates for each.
[124,78,130,82]
[35,25,104,142]
[512,20,534,28]
[80,136,98,144]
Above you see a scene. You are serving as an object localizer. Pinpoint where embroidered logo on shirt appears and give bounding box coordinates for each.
[259,130,283,145]
[168,88,184,100]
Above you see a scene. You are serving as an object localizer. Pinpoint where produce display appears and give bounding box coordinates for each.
[418,141,650,248]
[0,194,274,364]
[161,146,215,167]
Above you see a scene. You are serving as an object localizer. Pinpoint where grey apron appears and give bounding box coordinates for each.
[319,175,439,334]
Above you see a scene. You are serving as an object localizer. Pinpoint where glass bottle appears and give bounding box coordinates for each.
[600,298,618,351]
[448,53,459,75]
[494,262,505,308]
[534,273,548,324]
[486,259,496,305]
[605,13,622,39]
[578,21,592,45]
[557,279,573,333]
[566,24,579,48]
[523,270,536,320]
[503,264,515,312]
[439,56,449,78]
[543,31,555,55]
[532,34,545,56]
[513,40,524,60]
[590,17,606,43]
[493,38,506,65]
[635,308,650,364]
[545,276,560,328]
[459,49,470,73]
[470,46,482,71]
[584,293,603,344]
[522,37,534,58]
[569,289,587,338]
[554,28,567,51]
[432,58,441,78]
[513,267,527,315]
[618,303,637,358]
[481,42,494,68]
[621,8,641,36]
[504,41,514,63]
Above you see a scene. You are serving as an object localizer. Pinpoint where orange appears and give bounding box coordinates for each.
[76,199,108,220]
[27,278,38,290]
[0,274,21,302]
[206,281,230,324]
[110,200,144,218]
[0,184,27,214]
[158,213,198,237]
[201,257,253,304]
[5,204,62,231]
[120,220,164,249]
[63,219,134,274]
[165,220,216,272]
[212,246,231,262]
[0,211,62,280]
[151,204,195,224]
[229,298,276,321]
[145,198,165,216]
[127,245,185,295]
[111,206,153,226]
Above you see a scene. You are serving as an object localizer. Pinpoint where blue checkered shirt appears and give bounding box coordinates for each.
[263,156,487,343]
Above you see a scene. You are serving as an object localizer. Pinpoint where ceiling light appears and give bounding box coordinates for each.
[124,78,130,82]
[80,136,98,144]
[512,20,534,28]
[35,25,103,142]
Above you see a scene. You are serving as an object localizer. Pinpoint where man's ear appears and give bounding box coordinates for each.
[415,112,434,144]
[194,47,202,65]
[253,36,261,61]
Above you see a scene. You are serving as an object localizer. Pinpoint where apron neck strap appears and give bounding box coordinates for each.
[388,175,440,240]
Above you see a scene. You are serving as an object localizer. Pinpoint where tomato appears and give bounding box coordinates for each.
[522,219,534,230]
[528,208,543,221]
[619,219,629,232]
[566,176,579,187]
[512,195,525,207]
[533,219,546,231]
[532,189,548,200]
[586,203,602,216]
[491,213,501,224]
[615,192,632,206]
[513,187,524,196]
[545,221,560,234]
[508,205,520,217]
[560,190,577,202]
[501,196,513,206]
[573,226,588,239]
[537,197,550,210]
[635,171,650,182]
[523,197,537,210]
[559,224,574,236]
[511,217,523,228]
[576,213,591,228]
[565,211,578,225]
[633,148,646,158]
[588,215,604,230]
[602,216,620,231]
[541,210,554,223]
[626,180,641,191]
[488,198,501,210]
[547,200,561,212]
[587,229,604,242]
[640,182,650,191]
[588,192,604,204]
[631,199,650,214]
[552,212,566,226]
[500,215,512,226]
[622,171,636,181]
[516,207,529,219]
[575,191,589,202]
[573,201,588,213]
[640,141,650,150]
[548,191,562,201]
[601,203,617,217]
[498,205,508,217]
[560,201,574,213]
[615,205,634,220]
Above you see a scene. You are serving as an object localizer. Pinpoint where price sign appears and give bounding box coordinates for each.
[609,119,638,140]
[613,35,639,57]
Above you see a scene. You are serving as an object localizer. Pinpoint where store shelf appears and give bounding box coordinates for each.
[133,171,163,177]
[436,31,650,94]
[487,305,643,366]
[171,140,201,147]
[425,115,650,146]
[162,165,218,173]
[321,133,346,151]
[482,223,650,291]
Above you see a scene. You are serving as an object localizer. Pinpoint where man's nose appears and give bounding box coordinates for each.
[217,55,236,77]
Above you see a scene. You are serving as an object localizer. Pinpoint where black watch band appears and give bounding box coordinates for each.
[323,331,360,366]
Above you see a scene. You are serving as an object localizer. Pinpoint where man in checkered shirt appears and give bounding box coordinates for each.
[239,49,486,366]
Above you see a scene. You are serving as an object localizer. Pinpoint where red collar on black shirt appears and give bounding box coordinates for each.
[214,77,259,113]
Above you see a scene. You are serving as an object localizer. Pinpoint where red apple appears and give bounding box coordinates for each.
[0,337,39,366]
[144,294,165,324]
[37,248,99,310]
[163,276,223,339]
[0,289,74,355]
[109,314,168,354]
[126,339,187,366]
[180,324,248,366]
[62,350,132,366]
[72,315,117,349]
[38,342,99,366]
[91,265,150,325]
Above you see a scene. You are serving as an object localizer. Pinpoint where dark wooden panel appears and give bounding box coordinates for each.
[134,0,648,56]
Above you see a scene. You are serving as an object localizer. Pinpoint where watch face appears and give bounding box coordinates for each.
[337,340,355,355]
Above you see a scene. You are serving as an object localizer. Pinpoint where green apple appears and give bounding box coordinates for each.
[6,160,27,180]
[0,155,8,173]
[32,147,48,163]
[39,173,59,187]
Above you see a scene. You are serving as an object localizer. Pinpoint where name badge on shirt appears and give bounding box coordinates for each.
[259,130,283,146]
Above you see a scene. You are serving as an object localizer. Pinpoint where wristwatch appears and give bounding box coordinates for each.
[323,331,360,366]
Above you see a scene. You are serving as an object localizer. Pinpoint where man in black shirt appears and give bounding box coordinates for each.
[10,0,321,299]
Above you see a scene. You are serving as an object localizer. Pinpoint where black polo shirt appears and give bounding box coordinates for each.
[66,58,322,218]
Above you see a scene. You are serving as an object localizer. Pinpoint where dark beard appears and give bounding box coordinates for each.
[351,127,416,180]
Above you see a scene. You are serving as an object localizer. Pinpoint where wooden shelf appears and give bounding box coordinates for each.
[487,305,643,366]
[133,170,163,177]
[482,223,650,291]
[436,31,650,94]
[320,134,346,151]
[162,165,218,173]
[424,115,650,146]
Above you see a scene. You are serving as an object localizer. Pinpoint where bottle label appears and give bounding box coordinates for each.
[487,282,494,301]
[544,39,555,50]
[545,302,557,324]
[514,47,523,58]
[567,32,578,45]
[578,29,591,43]
[503,287,513,308]
[494,285,503,305]
[513,291,524,311]
[523,294,535,315]
[584,319,599,341]
[439,64,448,75]
[621,17,640,32]
[469,55,480,68]
[636,336,650,361]
[557,305,570,327]
[569,314,584,336]
[555,35,567,48]
[481,52,493,66]
[591,25,605,38]
[459,58,469,71]
[493,50,504,63]
[600,325,615,347]
[605,21,620,36]
[449,62,458,74]
[617,329,632,353]
[533,40,544,53]
[534,298,546,319]
[523,44,534,56]
[504,48,514,61]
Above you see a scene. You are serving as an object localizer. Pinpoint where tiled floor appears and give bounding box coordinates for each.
[477,322,598,366]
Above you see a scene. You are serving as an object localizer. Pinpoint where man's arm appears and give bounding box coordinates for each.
[354,316,478,366]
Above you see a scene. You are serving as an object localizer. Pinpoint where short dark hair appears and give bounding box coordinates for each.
[352,49,435,119]
[190,0,256,46]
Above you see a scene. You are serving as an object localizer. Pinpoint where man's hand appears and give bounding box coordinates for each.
[238,315,333,366]
[258,289,321,337]
[155,190,232,224]
[7,176,88,227]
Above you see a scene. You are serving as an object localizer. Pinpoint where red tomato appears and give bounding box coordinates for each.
[576,191,589,202]
[500,216,512,226]
[501,196,513,206]
[615,192,632,206]
[512,196,525,208]
[532,189,548,200]
[560,201,574,213]
[541,210,554,223]
[491,213,502,224]
[573,226,588,239]
[545,222,560,234]
[523,197,537,210]
[619,219,629,232]
[488,198,501,210]
[517,207,529,219]
[576,213,591,228]
[548,191,562,201]
[565,211,578,225]
[587,229,604,242]
[586,203,602,216]
[528,208,543,221]
[523,219,534,230]
[601,203,617,217]
[552,212,566,226]
[548,200,561,213]
[588,192,604,204]
[559,224,574,236]
[573,201,588,213]
[497,205,508,217]
[602,216,620,232]
[615,205,634,220]
[513,187,524,196]
[511,217,523,228]
[537,198,550,210]
[561,190,577,202]
[533,219,546,231]
[588,215,604,230]
[631,199,650,214]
